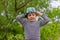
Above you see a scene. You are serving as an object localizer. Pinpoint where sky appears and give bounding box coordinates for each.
[50,0,60,8]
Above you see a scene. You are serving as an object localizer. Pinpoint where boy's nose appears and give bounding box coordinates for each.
[30,15,33,17]
[30,16,34,18]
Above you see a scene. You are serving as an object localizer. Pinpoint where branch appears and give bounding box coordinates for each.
[17,0,32,10]
[4,0,8,19]
[15,0,17,11]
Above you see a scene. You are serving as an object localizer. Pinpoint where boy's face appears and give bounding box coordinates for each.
[27,12,36,21]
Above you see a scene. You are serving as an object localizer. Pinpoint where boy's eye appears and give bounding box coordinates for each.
[29,15,31,16]
[28,13,35,16]
[32,14,35,16]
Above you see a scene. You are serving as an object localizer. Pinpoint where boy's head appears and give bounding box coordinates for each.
[25,7,37,21]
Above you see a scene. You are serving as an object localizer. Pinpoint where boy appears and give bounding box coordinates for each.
[16,7,50,40]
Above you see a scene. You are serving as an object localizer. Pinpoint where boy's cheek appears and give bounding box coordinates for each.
[27,16,36,21]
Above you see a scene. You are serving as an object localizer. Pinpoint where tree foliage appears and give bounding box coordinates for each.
[0,0,60,40]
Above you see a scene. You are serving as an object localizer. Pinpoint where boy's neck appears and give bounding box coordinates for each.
[28,19,36,22]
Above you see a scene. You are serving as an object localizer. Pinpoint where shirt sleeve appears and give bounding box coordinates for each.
[39,14,50,27]
[16,14,26,25]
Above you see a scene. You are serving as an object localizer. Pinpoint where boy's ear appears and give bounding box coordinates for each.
[25,13,28,18]
[36,13,40,16]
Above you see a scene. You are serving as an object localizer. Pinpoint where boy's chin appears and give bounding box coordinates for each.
[29,20,36,22]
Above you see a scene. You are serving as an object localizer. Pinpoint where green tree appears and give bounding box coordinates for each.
[0,0,60,40]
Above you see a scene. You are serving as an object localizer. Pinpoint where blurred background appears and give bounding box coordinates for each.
[0,0,60,40]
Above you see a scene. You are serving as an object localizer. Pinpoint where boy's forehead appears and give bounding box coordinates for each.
[29,12,36,14]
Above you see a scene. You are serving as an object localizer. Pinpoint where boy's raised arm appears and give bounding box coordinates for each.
[39,14,50,26]
[16,14,26,25]
[37,12,50,27]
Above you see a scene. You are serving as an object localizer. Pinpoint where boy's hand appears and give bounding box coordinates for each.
[36,12,43,16]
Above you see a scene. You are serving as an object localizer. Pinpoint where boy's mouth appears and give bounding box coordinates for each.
[29,19,36,21]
